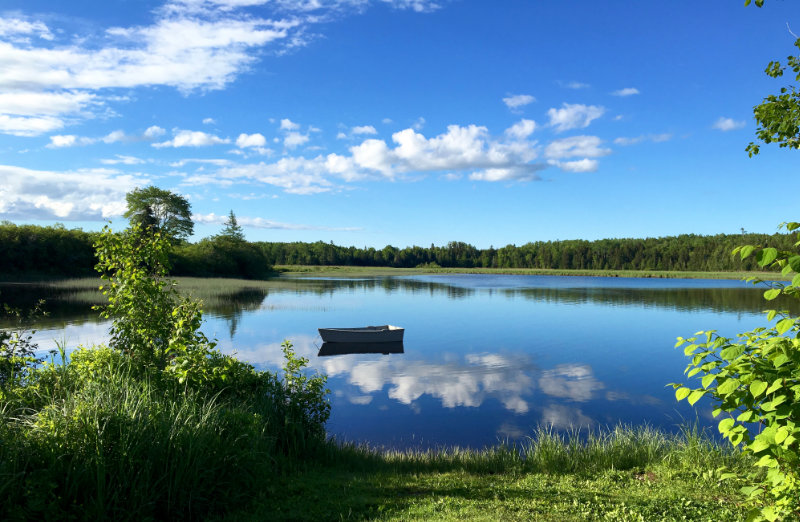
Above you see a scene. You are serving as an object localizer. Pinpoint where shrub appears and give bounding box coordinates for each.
[674,222,800,521]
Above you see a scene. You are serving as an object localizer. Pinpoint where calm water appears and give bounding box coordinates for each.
[0,274,779,449]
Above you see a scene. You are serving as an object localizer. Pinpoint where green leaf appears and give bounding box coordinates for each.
[737,410,755,422]
[763,288,781,300]
[750,380,768,397]
[718,417,735,434]
[720,345,745,360]
[772,353,789,368]
[775,318,794,335]
[792,273,800,288]
[687,389,706,405]
[717,379,740,395]
[701,374,716,389]
[766,309,777,321]
[756,247,778,267]
[766,378,783,395]
[750,438,771,453]
[739,245,755,260]
[789,255,800,273]
[675,387,691,401]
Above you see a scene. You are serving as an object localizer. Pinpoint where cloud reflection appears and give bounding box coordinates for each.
[229,335,613,417]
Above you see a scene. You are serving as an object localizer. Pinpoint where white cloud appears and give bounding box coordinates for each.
[0,1,443,137]
[380,0,442,12]
[502,93,535,110]
[193,212,361,230]
[177,121,612,193]
[283,131,310,149]
[0,115,65,137]
[202,117,216,125]
[564,81,590,89]
[153,129,230,148]
[548,158,598,173]
[236,132,267,148]
[280,118,300,131]
[611,87,640,97]
[47,135,95,148]
[352,125,378,135]
[547,103,605,132]
[713,117,745,131]
[614,133,672,146]
[544,135,610,160]
[144,125,166,138]
[100,155,147,165]
[505,119,536,140]
[0,164,144,220]
[102,130,127,144]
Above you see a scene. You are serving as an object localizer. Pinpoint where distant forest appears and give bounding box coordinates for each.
[0,221,794,279]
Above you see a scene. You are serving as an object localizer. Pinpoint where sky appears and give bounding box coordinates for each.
[1,0,799,248]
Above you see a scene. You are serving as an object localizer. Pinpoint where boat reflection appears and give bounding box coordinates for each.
[318,341,405,356]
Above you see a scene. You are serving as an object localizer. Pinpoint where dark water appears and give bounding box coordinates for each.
[0,275,782,449]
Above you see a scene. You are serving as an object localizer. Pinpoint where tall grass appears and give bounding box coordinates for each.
[315,424,751,479]
[0,346,327,521]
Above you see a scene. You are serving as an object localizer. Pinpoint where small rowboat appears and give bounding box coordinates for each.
[318,325,404,343]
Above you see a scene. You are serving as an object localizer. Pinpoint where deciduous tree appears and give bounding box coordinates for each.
[124,186,194,243]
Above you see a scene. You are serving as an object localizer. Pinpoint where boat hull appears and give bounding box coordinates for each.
[318,341,404,356]
[318,325,404,343]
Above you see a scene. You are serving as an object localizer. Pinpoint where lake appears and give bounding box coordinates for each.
[0,274,780,449]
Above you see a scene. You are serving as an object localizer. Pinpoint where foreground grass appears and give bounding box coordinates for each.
[230,427,752,521]
[276,264,787,280]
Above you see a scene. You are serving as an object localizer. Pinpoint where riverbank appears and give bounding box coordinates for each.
[275,264,787,280]
[228,426,751,521]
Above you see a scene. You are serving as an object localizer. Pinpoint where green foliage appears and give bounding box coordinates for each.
[674,224,800,521]
[124,185,194,242]
[280,339,331,443]
[0,221,97,277]
[1,222,330,518]
[220,209,245,242]
[171,235,273,279]
[0,302,45,397]
[746,35,800,157]
[94,224,198,371]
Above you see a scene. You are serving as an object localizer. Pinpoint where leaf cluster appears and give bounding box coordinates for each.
[673,223,800,521]
[746,38,800,157]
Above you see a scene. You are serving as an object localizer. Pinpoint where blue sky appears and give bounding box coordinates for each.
[1,0,798,248]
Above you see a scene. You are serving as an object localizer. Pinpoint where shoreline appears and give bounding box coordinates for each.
[274,264,788,281]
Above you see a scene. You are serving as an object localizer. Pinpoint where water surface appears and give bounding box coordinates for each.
[0,274,778,449]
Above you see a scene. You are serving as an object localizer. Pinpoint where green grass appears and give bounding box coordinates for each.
[276,264,788,280]
[229,426,753,521]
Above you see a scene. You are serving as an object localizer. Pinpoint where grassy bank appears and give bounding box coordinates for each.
[231,426,752,521]
[276,264,788,280]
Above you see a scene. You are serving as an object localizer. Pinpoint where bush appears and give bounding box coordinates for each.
[674,222,800,521]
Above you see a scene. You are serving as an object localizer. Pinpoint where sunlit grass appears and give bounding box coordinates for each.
[231,424,752,521]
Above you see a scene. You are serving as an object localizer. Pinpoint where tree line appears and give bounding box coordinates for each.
[2,218,793,279]
[258,233,795,272]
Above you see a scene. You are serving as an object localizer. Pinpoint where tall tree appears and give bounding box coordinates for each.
[220,210,245,242]
[124,186,194,242]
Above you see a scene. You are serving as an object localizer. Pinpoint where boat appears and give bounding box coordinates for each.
[318,325,404,343]
[318,341,404,356]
